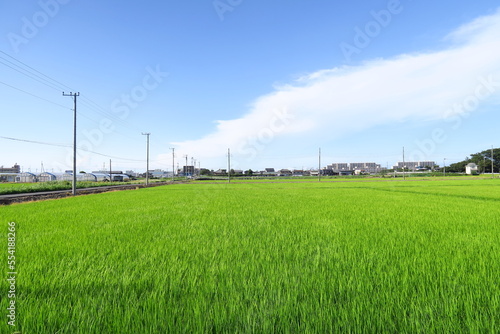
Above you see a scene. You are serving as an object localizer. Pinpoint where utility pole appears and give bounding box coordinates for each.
[184,155,188,180]
[109,159,112,183]
[318,147,321,182]
[228,148,231,183]
[63,91,79,196]
[443,158,446,177]
[170,148,175,182]
[191,157,196,177]
[402,146,405,181]
[492,146,494,178]
[142,133,150,185]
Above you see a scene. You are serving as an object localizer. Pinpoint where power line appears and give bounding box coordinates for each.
[0,136,145,162]
[0,52,175,165]
[0,80,112,128]
[0,79,105,126]
[0,50,72,91]
[0,57,62,92]
[0,80,70,110]
[0,80,103,126]
[0,136,69,148]
[0,51,140,132]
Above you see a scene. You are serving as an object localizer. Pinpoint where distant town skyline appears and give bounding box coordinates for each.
[0,157,445,175]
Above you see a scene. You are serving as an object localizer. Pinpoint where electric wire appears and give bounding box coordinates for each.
[0,51,142,131]
[0,52,174,167]
[0,136,146,162]
[0,80,70,110]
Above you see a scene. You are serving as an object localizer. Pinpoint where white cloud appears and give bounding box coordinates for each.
[172,9,500,167]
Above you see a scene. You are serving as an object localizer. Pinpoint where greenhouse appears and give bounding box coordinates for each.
[58,173,75,181]
[38,172,58,182]
[15,172,37,183]
[91,173,110,182]
[80,173,97,182]
[111,174,130,182]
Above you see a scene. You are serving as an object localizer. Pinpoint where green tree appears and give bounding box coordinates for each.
[200,168,212,176]
[447,157,469,173]
[446,148,500,173]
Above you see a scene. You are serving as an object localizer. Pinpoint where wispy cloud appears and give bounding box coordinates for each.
[172,9,500,165]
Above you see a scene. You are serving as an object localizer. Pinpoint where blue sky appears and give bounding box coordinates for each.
[1,0,500,173]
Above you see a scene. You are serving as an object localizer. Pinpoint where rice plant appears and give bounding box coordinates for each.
[0,179,499,333]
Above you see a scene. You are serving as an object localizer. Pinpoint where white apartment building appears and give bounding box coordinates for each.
[327,162,382,174]
[393,161,436,170]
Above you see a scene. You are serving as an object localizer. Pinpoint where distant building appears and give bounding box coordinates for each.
[261,168,277,176]
[0,173,17,182]
[393,161,436,171]
[182,166,195,176]
[213,169,227,176]
[326,162,382,174]
[328,163,349,171]
[151,169,170,178]
[125,170,139,177]
[0,164,20,173]
[278,169,292,176]
[310,170,320,176]
[466,163,479,175]
[322,168,334,176]
[350,162,382,174]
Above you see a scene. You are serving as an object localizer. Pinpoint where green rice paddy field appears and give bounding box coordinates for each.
[1,179,499,333]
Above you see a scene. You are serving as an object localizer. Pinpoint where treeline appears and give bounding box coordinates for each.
[447,148,499,173]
